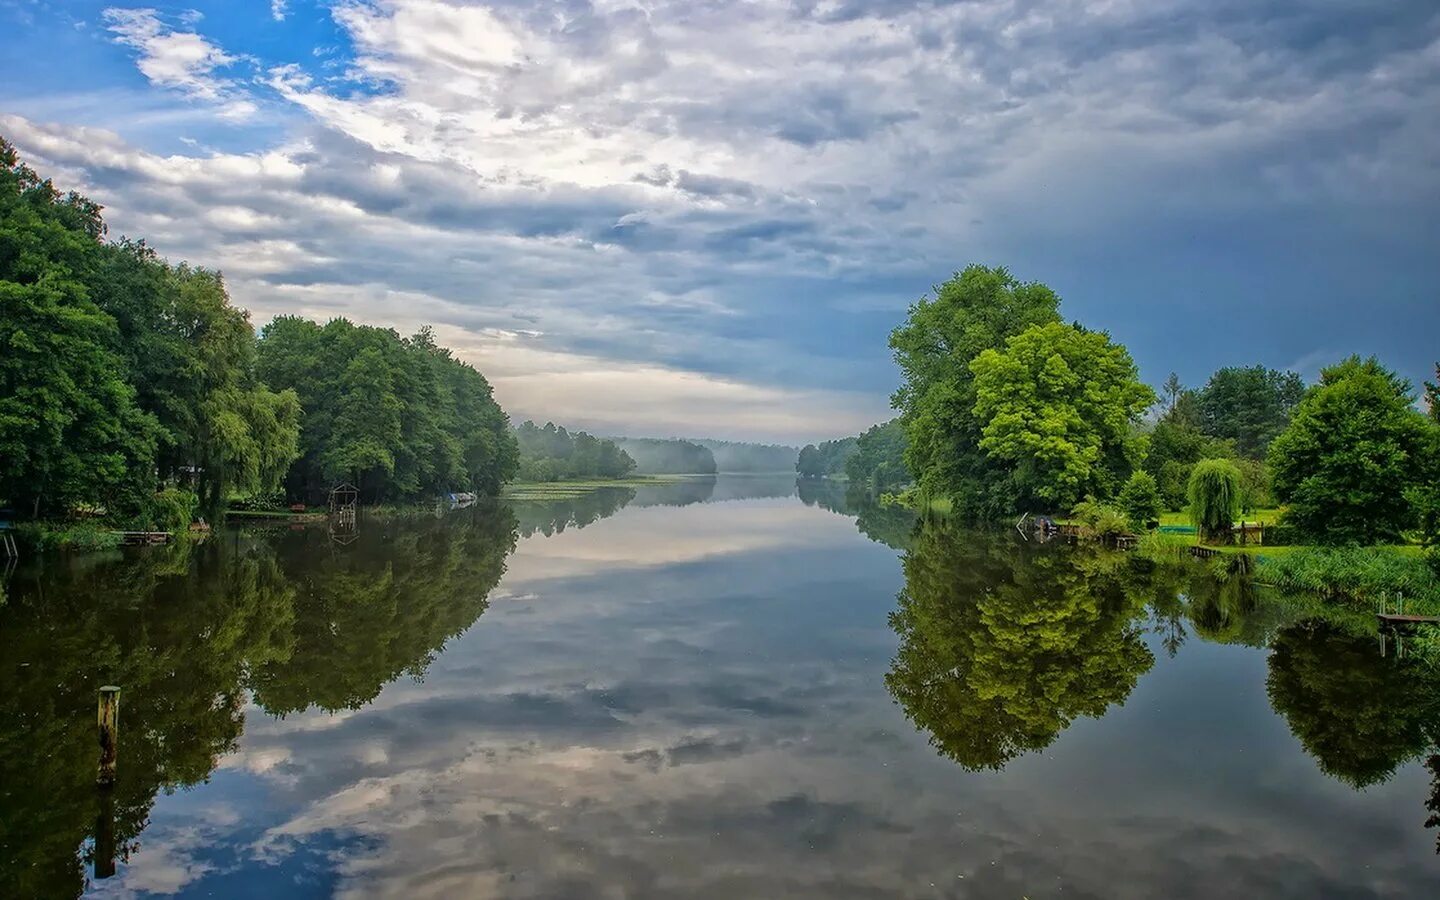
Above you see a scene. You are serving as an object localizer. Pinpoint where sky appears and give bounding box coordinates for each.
[1,0,1436,443]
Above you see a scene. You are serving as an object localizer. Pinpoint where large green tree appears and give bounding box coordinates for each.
[1196,365,1304,458]
[0,139,159,518]
[889,265,1062,517]
[970,322,1155,510]
[1268,356,1432,544]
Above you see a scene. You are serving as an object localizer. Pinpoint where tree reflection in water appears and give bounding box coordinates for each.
[885,521,1154,770]
[0,503,523,898]
[883,516,1440,849]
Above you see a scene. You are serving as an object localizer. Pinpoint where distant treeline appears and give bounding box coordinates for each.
[695,439,798,472]
[514,422,635,481]
[796,420,909,494]
[613,437,717,474]
[0,139,518,524]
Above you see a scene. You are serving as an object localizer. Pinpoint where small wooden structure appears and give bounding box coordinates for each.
[328,482,360,546]
[0,521,17,558]
[112,531,172,546]
[1190,545,1222,560]
[1231,522,1265,545]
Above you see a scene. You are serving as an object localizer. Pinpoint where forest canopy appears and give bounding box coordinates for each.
[613,437,718,474]
[514,421,635,481]
[0,138,518,522]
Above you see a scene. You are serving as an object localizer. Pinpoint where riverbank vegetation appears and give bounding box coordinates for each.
[514,421,634,482]
[0,140,519,541]
[612,437,717,474]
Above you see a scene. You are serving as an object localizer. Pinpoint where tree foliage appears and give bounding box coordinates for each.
[1117,470,1162,530]
[1268,356,1432,544]
[844,419,909,494]
[257,318,519,501]
[1196,365,1304,458]
[889,265,1062,517]
[1188,458,1241,541]
[0,137,304,521]
[971,322,1155,510]
[796,436,858,478]
[612,436,715,474]
[516,422,636,480]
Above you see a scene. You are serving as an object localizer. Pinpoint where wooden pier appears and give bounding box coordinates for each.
[1377,613,1440,626]
[111,531,173,545]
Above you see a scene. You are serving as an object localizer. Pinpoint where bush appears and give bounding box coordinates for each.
[144,488,199,532]
[1262,523,1301,547]
[1189,458,1241,542]
[1072,497,1130,538]
[1117,471,1162,530]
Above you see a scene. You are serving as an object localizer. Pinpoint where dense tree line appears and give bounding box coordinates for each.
[795,436,858,478]
[696,439,798,473]
[257,319,518,503]
[613,437,717,474]
[0,140,520,524]
[1,138,301,523]
[514,421,635,481]
[887,263,1440,547]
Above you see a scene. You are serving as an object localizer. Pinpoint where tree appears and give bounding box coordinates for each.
[1117,470,1162,530]
[889,265,1062,517]
[1161,372,1184,415]
[970,322,1155,510]
[1188,458,1241,542]
[1196,365,1305,458]
[1268,356,1432,544]
[0,138,160,519]
[794,437,857,479]
[844,419,909,494]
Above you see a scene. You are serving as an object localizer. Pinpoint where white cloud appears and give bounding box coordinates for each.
[17,2,1440,434]
[271,1,289,22]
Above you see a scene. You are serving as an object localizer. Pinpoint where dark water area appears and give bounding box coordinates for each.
[2,477,1437,898]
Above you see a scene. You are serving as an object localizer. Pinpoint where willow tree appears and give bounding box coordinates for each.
[1188,458,1240,542]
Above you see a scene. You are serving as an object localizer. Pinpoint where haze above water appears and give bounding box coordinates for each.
[2,477,1437,898]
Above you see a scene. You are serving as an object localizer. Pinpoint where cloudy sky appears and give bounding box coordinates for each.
[2,1,1437,441]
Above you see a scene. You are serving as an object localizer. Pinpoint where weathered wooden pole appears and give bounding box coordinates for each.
[97,686,120,786]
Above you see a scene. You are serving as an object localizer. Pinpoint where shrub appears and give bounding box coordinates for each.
[145,488,199,532]
[1117,470,1162,530]
[1188,458,1241,542]
[1072,497,1130,538]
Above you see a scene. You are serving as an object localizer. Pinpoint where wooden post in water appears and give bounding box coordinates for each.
[94,785,117,879]
[97,686,120,786]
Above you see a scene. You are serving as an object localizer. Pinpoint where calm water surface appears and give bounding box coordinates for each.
[2,477,1438,898]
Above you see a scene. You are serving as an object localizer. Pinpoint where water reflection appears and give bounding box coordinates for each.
[0,505,518,897]
[885,522,1154,770]
[2,487,1439,896]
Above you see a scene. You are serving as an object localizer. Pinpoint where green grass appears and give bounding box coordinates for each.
[1157,507,1283,528]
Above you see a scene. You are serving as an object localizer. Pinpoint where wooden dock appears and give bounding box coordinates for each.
[1190,546,1222,560]
[1378,613,1440,626]
[111,531,172,546]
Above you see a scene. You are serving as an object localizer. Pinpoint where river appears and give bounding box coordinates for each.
[2,476,1437,898]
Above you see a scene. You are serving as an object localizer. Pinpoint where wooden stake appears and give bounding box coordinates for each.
[97,686,120,786]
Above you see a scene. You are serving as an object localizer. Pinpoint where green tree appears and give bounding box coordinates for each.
[1188,458,1241,542]
[1196,365,1304,458]
[1117,470,1162,530]
[970,322,1155,510]
[844,419,909,494]
[1268,356,1432,544]
[889,265,1062,517]
[0,138,160,519]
